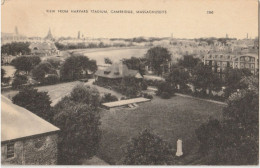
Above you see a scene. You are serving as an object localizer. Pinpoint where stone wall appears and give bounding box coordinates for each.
[1,133,58,165]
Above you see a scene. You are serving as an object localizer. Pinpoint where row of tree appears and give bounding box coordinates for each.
[1,42,31,56]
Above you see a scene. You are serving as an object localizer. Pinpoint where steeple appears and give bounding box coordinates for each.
[78,31,81,39]
[45,28,54,40]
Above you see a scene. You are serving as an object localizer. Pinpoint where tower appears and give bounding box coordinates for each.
[45,28,54,40]
[78,31,81,39]
[226,33,228,38]
[247,33,248,39]
[15,26,19,35]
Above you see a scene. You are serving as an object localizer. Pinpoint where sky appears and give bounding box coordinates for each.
[1,0,258,39]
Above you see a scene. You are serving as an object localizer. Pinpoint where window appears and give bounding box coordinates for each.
[7,143,14,158]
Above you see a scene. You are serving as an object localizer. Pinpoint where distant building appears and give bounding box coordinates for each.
[45,28,54,41]
[202,53,259,75]
[29,42,59,56]
[1,96,60,165]
[1,27,27,45]
[95,62,143,82]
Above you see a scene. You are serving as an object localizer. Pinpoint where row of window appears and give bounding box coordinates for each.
[206,61,256,69]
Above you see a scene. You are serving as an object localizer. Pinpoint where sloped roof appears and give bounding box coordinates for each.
[95,62,142,79]
[29,42,57,51]
[1,96,59,142]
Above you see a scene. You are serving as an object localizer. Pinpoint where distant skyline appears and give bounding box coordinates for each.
[1,0,258,39]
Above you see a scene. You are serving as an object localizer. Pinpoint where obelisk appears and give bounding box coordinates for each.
[176,139,183,157]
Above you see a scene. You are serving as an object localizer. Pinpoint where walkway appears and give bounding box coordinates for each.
[175,93,227,106]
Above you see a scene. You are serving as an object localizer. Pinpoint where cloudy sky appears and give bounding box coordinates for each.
[1,0,258,39]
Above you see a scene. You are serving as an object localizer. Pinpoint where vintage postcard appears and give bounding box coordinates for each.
[1,0,259,166]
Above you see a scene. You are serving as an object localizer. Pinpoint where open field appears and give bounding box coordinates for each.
[98,95,224,165]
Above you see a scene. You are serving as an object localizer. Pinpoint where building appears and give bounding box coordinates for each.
[95,62,143,82]
[1,96,60,165]
[202,53,259,75]
[29,42,59,56]
[1,27,27,45]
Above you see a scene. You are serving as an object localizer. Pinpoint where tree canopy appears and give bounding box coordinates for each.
[11,56,41,74]
[196,76,259,165]
[123,57,146,75]
[145,46,171,76]
[12,87,53,122]
[32,62,57,83]
[60,55,97,81]
[124,129,175,165]
[1,42,31,56]
[53,85,102,164]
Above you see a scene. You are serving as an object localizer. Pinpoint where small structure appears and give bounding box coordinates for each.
[176,139,183,157]
[102,97,151,109]
[95,61,143,82]
[1,96,60,165]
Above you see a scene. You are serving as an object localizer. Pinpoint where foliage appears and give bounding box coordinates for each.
[223,68,252,98]
[70,84,101,110]
[177,55,200,70]
[46,58,61,69]
[1,68,11,85]
[123,57,146,75]
[12,74,28,89]
[143,93,153,99]
[53,85,102,164]
[123,129,175,165]
[1,42,31,56]
[104,57,112,64]
[166,66,189,90]
[196,76,259,165]
[60,55,97,81]
[53,101,101,165]
[101,93,118,104]
[145,46,171,76]
[12,87,53,122]
[11,56,41,74]
[32,62,57,83]
[156,81,175,99]
[191,63,222,93]
[44,74,60,85]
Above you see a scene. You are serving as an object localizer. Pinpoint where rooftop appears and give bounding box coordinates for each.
[1,96,60,142]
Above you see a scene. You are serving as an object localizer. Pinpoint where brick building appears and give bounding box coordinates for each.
[1,96,60,165]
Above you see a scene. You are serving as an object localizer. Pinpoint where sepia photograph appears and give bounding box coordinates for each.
[1,0,259,166]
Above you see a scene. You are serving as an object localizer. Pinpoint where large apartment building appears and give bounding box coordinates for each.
[202,53,259,75]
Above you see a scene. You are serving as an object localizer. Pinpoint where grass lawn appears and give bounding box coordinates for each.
[97,95,224,165]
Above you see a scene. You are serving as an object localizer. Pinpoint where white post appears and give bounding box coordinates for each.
[176,139,183,157]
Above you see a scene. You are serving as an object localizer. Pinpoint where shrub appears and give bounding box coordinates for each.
[141,81,148,90]
[101,93,118,104]
[12,74,28,89]
[156,82,175,98]
[143,93,153,99]
[44,74,60,85]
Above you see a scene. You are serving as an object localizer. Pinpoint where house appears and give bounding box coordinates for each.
[95,62,143,82]
[1,96,60,165]
[29,42,59,56]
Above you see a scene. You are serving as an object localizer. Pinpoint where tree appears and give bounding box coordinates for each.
[70,84,101,110]
[1,42,31,56]
[156,81,175,99]
[223,68,252,98]
[46,58,61,69]
[191,63,222,94]
[104,57,112,64]
[53,86,102,164]
[60,55,97,81]
[124,129,175,165]
[100,93,118,104]
[145,46,171,76]
[12,74,28,89]
[123,57,146,75]
[11,56,41,74]
[178,55,200,71]
[32,62,57,83]
[166,66,189,90]
[196,76,259,165]
[12,87,53,122]
[1,68,11,85]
